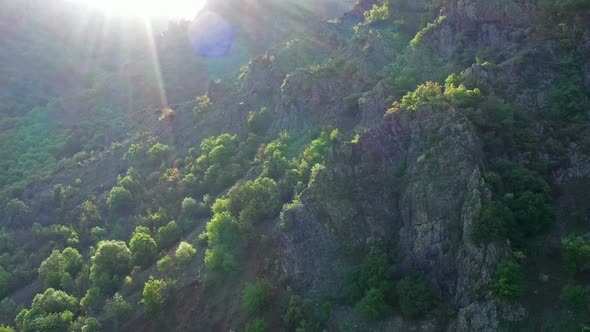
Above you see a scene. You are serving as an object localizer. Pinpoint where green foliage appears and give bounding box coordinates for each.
[204,245,239,272]
[147,143,172,165]
[396,276,435,318]
[90,240,131,294]
[491,260,524,300]
[550,55,589,122]
[196,134,244,192]
[471,201,513,244]
[80,287,105,314]
[261,143,289,181]
[228,177,281,228]
[248,107,273,135]
[357,288,388,320]
[205,212,240,246]
[157,256,174,276]
[107,186,133,214]
[472,160,555,248]
[282,292,331,331]
[38,248,82,291]
[175,242,197,268]
[16,288,78,332]
[156,220,180,250]
[560,284,588,317]
[410,16,446,48]
[129,229,158,269]
[397,81,444,110]
[345,243,396,306]
[242,279,271,315]
[561,235,590,274]
[81,317,101,332]
[181,197,199,218]
[142,277,166,317]
[0,326,15,332]
[103,293,132,327]
[364,4,390,24]
[4,199,30,226]
[245,318,268,332]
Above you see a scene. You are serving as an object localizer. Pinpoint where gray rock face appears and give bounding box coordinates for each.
[442,0,538,25]
[277,105,512,328]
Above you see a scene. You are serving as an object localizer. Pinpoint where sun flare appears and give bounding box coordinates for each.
[70,0,206,18]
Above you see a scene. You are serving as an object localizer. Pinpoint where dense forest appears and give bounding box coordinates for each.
[0,0,589,331]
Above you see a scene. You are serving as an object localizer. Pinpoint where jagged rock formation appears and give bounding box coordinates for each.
[277,103,519,330]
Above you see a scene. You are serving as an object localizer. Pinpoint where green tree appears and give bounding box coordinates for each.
[38,250,69,290]
[156,221,180,250]
[61,247,83,276]
[16,288,78,332]
[357,288,388,320]
[147,143,172,165]
[104,293,132,331]
[245,318,268,332]
[364,3,389,23]
[181,197,199,218]
[81,287,105,315]
[130,229,158,269]
[90,241,131,294]
[471,201,514,244]
[491,260,524,299]
[81,317,101,332]
[141,277,166,317]
[107,186,133,213]
[396,276,435,318]
[562,235,590,274]
[242,279,271,315]
[560,284,588,317]
[157,256,174,276]
[175,242,197,268]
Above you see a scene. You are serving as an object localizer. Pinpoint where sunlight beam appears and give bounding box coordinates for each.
[69,0,205,18]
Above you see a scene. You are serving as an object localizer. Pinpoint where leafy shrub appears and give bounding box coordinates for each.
[228,177,281,228]
[142,277,166,317]
[559,284,588,317]
[397,81,444,110]
[147,143,172,165]
[103,293,132,327]
[242,279,271,315]
[248,107,272,135]
[245,318,268,332]
[90,241,131,294]
[157,220,180,249]
[81,317,101,332]
[357,288,388,320]
[561,235,590,274]
[129,229,158,269]
[16,288,78,332]
[396,276,435,318]
[204,245,239,272]
[157,256,174,275]
[175,242,197,268]
[410,16,446,48]
[471,201,514,244]
[364,4,389,24]
[491,260,524,299]
[107,186,133,213]
[38,248,82,291]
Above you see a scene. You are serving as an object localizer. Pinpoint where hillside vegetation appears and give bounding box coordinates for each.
[0,0,589,331]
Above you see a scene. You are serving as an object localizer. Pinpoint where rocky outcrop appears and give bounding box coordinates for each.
[442,0,538,25]
[277,105,513,329]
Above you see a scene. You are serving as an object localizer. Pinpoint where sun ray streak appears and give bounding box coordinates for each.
[143,18,168,108]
